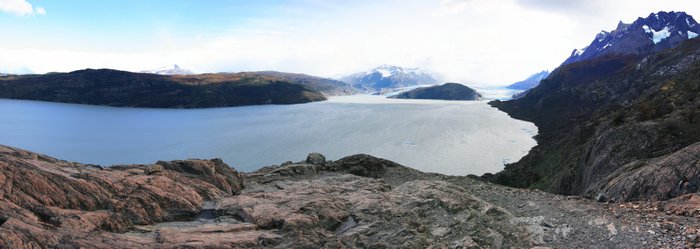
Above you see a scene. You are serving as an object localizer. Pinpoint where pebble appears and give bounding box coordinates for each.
[540,221,555,228]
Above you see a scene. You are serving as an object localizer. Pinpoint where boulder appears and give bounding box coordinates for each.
[156,158,244,195]
[330,154,400,178]
[305,153,326,165]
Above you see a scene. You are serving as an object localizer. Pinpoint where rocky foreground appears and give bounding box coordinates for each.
[1,145,699,248]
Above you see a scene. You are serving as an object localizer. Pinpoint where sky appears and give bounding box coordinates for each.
[1,0,700,84]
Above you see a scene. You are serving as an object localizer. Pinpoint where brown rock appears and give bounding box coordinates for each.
[0,145,244,248]
[156,158,244,195]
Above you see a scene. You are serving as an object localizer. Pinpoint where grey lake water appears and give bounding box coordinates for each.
[0,95,537,175]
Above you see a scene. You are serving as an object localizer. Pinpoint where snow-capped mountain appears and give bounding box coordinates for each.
[140,64,194,75]
[564,11,700,65]
[341,65,439,91]
[506,70,550,90]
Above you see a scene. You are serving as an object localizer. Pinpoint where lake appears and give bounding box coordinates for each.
[0,95,537,175]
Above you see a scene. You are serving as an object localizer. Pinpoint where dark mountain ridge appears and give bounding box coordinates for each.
[0,69,349,108]
[487,33,700,202]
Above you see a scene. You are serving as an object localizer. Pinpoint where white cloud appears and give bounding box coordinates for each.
[0,0,44,16]
[3,0,700,84]
[438,0,469,14]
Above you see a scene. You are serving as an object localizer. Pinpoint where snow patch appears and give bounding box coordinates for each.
[689,31,699,39]
[574,46,587,56]
[642,25,671,44]
[688,18,696,28]
[376,68,393,78]
[602,43,612,50]
[596,31,608,42]
[141,64,193,75]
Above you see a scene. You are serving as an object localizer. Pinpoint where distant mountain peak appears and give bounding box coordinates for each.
[0,66,34,75]
[342,65,439,91]
[564,11,700,65]
[506,70,550,90]
[141,64,194,75]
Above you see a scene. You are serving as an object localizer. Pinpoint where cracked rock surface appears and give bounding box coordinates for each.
[1,146,698,248]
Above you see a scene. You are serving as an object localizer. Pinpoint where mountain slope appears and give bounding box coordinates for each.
[487,36,700,202]
[342,65,439,91]
[245,71,356,96]
[392,83,482,100]
[564,11,700,65]
[507,70,550,90]
[0,69,326,108]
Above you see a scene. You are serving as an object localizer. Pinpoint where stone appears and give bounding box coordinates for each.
[156,158,245,195]
[330,154,400,178]
[596,193,607,202]
[430,227,450,237]
[305,153,326,165]
[145,164,163,175]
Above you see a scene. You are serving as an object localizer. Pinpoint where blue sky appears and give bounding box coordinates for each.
[2,0,700,84]
[0,1,291,51]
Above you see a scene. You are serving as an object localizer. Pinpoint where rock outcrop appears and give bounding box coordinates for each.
[595,141,700,201]
[2,146,700,248]
[0,145,243,248]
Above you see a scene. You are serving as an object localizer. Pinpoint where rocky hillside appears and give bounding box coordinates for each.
[488,32,700,202]
[0,69,328,108]
[392,83,482,101]
[342,65,439,91]
[2,145,700,248]
[245,71,357,96]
